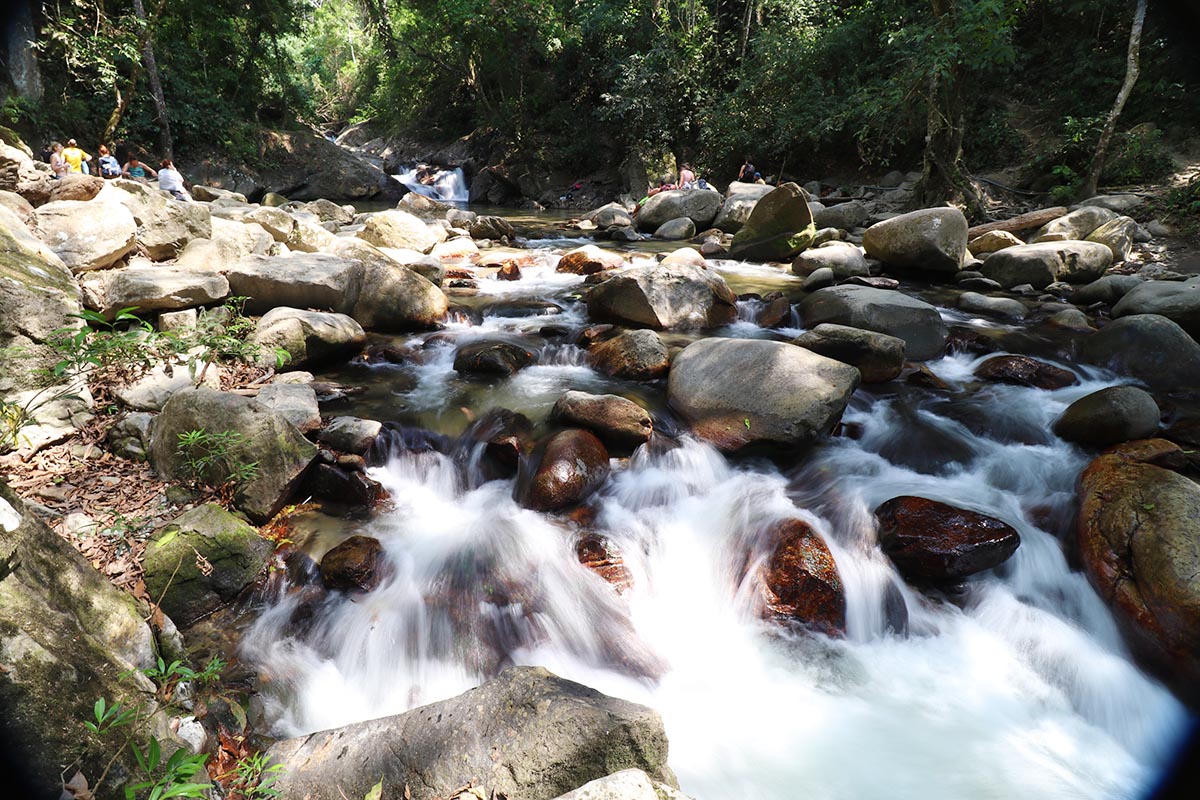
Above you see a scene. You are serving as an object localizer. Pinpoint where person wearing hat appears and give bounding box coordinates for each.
[62,139,91,174]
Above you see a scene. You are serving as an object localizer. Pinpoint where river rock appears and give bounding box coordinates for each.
[0,189,33,221]
[587,329,670,380]
[980,241,1112,289]
[861,207,967,274]
[191,185,247,202]
[792,324,905,383]
[1032,206,1117,242]
[957,291,1028,320]
[758,518,846,636]
[802,267,836,291]
[430,237,479,261]
[148,387,318,522]
[318,416,383,455]
[306,462,382,508]
[358,208,443,253]
[142,503,272,626]
[551,769,691,800]
[97,178,212,260]
[0,482,168,798]
[712,186,771,233]
[668,337,859,451]
[584,203,634,229]
[791,244,868,278]
[1078,194,1144,214]
[967,230,1023,254]
[659,247,707,268]
[320,535,387,592]
[575,534,634,593]
[1111,277,1200,338]
[1047,308,1094,331]
[812,200,867,231]
[1086,215,1139,261]
[636,188,722,232]
[253,382,321,433]
[1070,274,1145,305]
[266,666,675,800]
[586,263,736,330]
[1077,453,1200,692]
[728,182,817,262]
[557,244,625,275]
[454,339,537,375]
[113,355,222,412]
[253,307,366,368]
[1079,314,1200,391]
[48,173,103,202]
[655,216,696,240]
[243,205,295,241]
[31,199,136,271]
[287,218,339,253]
[469,215,515,240]
[86,263,230,317]
[342,243,450,330]
[226,252,356,313]
[798,285,948,360]
[1053,386,1160,446]
[973,355,1077,389]
[552,391,653,449]
[302,198,355,224]
[522,429,610,512]
[875,496,1021,582]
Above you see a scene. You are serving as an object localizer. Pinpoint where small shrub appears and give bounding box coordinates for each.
[175,429,260,492]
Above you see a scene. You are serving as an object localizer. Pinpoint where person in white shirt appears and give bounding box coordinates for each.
[157,158,191,201]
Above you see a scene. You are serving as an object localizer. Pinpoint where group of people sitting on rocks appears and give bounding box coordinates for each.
[45,138,192,201]
[737,156,768,185]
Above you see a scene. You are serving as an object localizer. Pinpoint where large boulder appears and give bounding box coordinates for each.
[1070,274,1145,306]
[1077,452,1200,692]
[654,217,696,240]
[551,391,653,449]
[1079,314,1200,391]
[711,183,773,233]
[791,244,868,278]
[757,518,846,636]
[861,207,967,274]
[253,307,367,368]
[635,188,722,232]
[874,496,1021,583]
[583,202,635,229]
[48,173,103,202]
[798,285,948,360]
[31,199,136,272]
[1053,386,1160,447]
[266,667,676,800]
[667,337,859,451]
[585,263,736,330]
[0,482,168,798]
[243,206,294,242]
[302,198,355,224]
[1086,215,1139,261]
[979,241,1112,288]
[1032,206,1117,242]
[148,387,318,523]
[469,215,516,240]
[587,329,670,381]
[358,209,444,253]
[226,252,358,314]
[967,230,1023,255]
[812,200,868,231]
[792,323,905,383]
[83,263,230,317]
[142,503,272,626]
[175,216,273,271]
[332,238,449,330]
[96,178,212,260]
[1111,277,1200,338]
[728,182,817,262]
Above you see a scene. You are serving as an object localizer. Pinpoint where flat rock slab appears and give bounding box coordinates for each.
[798,285,948,361]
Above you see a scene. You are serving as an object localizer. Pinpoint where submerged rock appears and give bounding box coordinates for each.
[320,534,387,592]
[973,355,1077,389]
[521,429,611,512]
[874,496,1021,583]
[265,666,676,800]
[576,533,634,593]
[758,518,846,636]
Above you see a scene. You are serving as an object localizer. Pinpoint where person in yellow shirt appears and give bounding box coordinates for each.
[62,138,92,174]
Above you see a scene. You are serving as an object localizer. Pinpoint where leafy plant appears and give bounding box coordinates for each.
[175,429,260,492]
[126,737,210,800]
[84,697,137,735]
[229,751,286,800]
[178,297,288,383]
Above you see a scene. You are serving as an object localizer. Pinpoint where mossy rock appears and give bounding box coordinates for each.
[142,503,272,627]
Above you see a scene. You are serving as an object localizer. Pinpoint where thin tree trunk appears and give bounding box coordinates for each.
[103,73,139,144]
[738,0,755,62]
[132,0,173,158]
[914,0,985,219]
[1082,0,1147,198]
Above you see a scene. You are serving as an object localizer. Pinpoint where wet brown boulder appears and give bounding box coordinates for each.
[556,244,625,275]
[1077,452,1200,695]
[320,535,387,593]
[1053,386,1160,447]
[758,518,846,636]
[551,390,653,449]
[576,533,634,593]
[874,496,1021,582]
[522,429,611,512]
[453,339,537,375]
[464,408,535,481]
[587,329,670,381]
[305,463,383,508]
[495,261,523,281]
[973,355,1078,390]
[757,295,792,328]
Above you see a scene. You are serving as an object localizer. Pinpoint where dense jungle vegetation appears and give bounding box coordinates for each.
[5,0,1200,195]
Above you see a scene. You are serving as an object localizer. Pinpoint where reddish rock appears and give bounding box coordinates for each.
[576,533,633,592]
[874,496,1020,582]
[1104,437,1187,470]
[49,173,104,202]
[320,535,387,592]
[587,329,670,381]
[579,324,615,346]
[757,296,792,328]
[521,429,610,512]
[444,267,473,279]
[905,365,951,390]
[973,355,1077,389]
[759,518,846,637]
[556,244,625,275]
[495,261,522,281]
[551,390,652,449]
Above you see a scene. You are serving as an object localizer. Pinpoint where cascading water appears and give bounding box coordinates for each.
[394,164,468,203]
[240,255,1193,799]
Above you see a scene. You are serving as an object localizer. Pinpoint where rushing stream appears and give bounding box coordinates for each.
[240,226,1193,799]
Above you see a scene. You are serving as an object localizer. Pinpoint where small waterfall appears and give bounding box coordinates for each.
[394,164,468,203]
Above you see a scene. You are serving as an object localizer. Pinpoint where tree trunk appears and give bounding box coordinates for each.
[132,0,173,159]
[1082,0,1148,198]
[4,0,43,100]
[913,0,985,220]
[738,0,755,62]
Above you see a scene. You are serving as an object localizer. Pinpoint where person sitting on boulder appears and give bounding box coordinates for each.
[122,156,157,181]
[158,158,191,201]
[678,163,696,189]
[754,172,766,185]
[62,138,91,174]
[48,142,68,179]
[737,156,756,183]
[96,145,121,179]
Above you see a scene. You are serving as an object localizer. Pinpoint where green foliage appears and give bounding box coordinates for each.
[85,697,137,736]
[231,751,286,800]
[126,737,210,800]
[176,429,260,490]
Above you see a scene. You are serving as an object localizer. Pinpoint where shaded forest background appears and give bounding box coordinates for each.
[4,0,1200,196]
